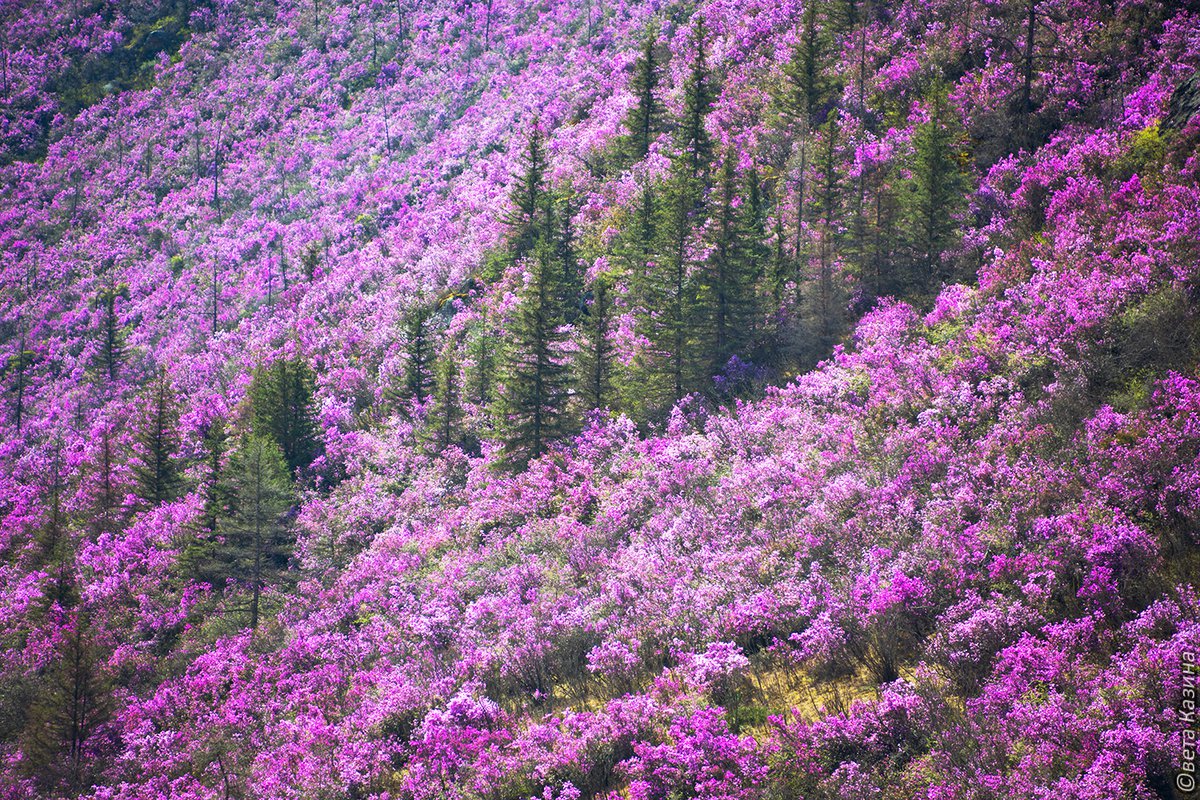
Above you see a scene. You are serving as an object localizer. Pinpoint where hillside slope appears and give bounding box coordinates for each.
[2,0,1199,798]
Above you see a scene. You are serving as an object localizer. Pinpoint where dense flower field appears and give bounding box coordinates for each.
[1,0,1198,797]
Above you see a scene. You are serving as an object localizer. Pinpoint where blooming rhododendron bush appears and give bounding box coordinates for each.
[2,0,1199,797]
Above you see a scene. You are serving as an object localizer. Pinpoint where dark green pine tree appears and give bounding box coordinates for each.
[6,324,34,432]
[864,157,902,301]
[133,370,181,506]
[704,153,764,374]
[247,357,319,476]
[92,282,129,384]
[907,85,969,293]
[657,169,703,402]
[200,418,227,534]
[621,36,664,163]
[403,305,435,404]
[496,169,571,470]
[576,272,616,412]
[649,15,717,403]
[677,16,716,181]
[426,352,463,454]
[783,0,835,124]
[21,610,112,795]
[810,109,844,352]
[90,419,123,536]
[742,165,771,351]
[35,439,74,608]
[615,184,672,418]
[495,125,575,467]
[179,417,227,587]
[553,186,584,321]
[219,434,293,630]
[499,223,572,469]
[467,319,499,409]
[770,181,789,308]
[624,184,659,315]
[506,124,549,263]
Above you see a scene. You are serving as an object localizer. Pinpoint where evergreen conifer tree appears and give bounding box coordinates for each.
[247,358,319,476]
[506,125,549,263]
[6,325,34,432]
[426,353,463,453]
[133,370,181,506]
[219,434,293,630]
[646,16,718,403]
[621,36,664,163]
[907,85,969,292]
[499,219,571,468]
[576,273,615,412]
[403,306,435,404]
[810,109,844,351]
[92,282,129,384]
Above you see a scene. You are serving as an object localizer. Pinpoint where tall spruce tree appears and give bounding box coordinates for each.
[219,434,293,630]
[704,153,762,374]
[907,85,969,292]
[200,418,227,534]
[133,370,181,506]
[426,353,463,453]
[553,186,584,320]
[576,272,615,412]
[500,216,571,468]
[650,15,717,403]
[467,319,498,409]
[742,165,771,353]
[622,36,664,163]
[784,1,835,123]
[92,282,129,384]
[179,417,227,587]
[21,611,112,795]
[403,305,435,404]
[6,324,34,432]
[810,109,844,352]
[677,16,716,181]
[498,126,573,467]
[247,357,319,476]
[506,124,549,263]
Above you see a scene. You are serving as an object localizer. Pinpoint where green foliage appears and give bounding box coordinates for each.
[499,229,573,468]
[809,110,845,352]
[620,36,665,163]
[506,125,550,263]
[467,318,500,409]
[702,153,764,373]
[553,186,584,319]
[498,128,575,468]
[624,20,722,407]
[905,85,970,291]
[676,16,717,180]
[426,352,464,453]
[247,357,319,476]
[400,305,435,406]
[216,435,294,629]
[133,371,181,506]
[91,282,130,384]
[19,613,113,794]
[576,272,616,412]
[782,0,837,124]
[200,418,227,534]
[5,338,35,432]
[1111,124,1166,189]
